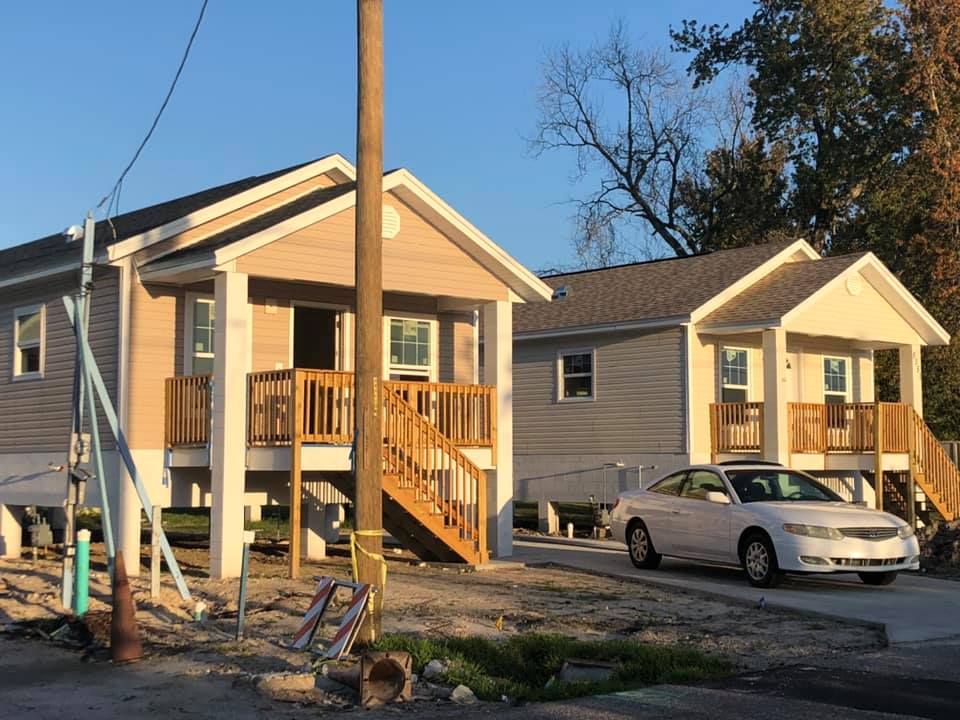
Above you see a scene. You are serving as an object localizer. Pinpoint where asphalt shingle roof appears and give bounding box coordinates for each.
[513,240,799,334]
[700,253,867,328]
[0,158,321,281]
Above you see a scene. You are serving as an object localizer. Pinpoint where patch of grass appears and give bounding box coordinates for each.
[371,633,729,702]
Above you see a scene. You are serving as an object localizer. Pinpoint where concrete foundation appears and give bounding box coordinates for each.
[244,505,262,523]
[537,499,559,534]
[0,504,23,558]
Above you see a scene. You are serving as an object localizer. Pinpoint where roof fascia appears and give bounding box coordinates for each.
[0,261,77,290]
[688,239,820,324]
[106,154,356,262]
[696,319,783,335]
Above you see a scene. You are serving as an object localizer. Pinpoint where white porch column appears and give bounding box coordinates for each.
[483,300,513,558]
[762,327,789,463]
[0,504,22,559]
[244,505,262,523]
[537,499,559,535]
[899,344,923,417]
[210,271,250,578]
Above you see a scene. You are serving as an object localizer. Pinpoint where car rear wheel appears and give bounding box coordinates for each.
[627,520,662,569]
[858,571,898,586]
[740,533,784,588]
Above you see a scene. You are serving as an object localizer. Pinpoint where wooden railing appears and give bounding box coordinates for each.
[382,386,486,557]
[710,402,764,455]
[247,370,295,446]
[383,380,495,449]
[244,369,495,448]
[164,375,211,447]
[786,402,911,454]
[908,408,959,521]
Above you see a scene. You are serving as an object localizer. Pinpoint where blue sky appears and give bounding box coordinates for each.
[0,1,755,271]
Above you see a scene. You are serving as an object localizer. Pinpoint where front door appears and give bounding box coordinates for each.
[293,306,339,369]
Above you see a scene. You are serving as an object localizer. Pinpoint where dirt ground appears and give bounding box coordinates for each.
[0,541,885,718]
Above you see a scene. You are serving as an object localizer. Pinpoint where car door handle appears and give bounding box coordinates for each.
[670,510,681,515]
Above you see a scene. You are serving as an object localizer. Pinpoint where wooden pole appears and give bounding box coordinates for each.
[150,505,161,598]
[289,370,303,579]
[874,401,884,512]
[354,0,384,642]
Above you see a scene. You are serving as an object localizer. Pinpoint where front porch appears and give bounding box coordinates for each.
[710,400,959,521]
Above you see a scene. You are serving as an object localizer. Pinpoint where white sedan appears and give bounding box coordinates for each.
[609,462,920,587]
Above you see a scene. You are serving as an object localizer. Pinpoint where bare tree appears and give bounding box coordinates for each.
[533,23,711,260]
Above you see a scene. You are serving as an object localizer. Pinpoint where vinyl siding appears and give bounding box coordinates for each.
[0,267,119,453]
[513,327,686,455]
[787,271,921,345]
[439,311,475,384]
[235,192,510,301]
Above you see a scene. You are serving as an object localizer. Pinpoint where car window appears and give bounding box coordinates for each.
[681,470,727,500]
[725,470,843,503]
[649,472,687,496]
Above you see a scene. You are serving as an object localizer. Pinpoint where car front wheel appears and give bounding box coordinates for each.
[627,520,662,569]
[858,571,898,586]
[741,533,784,588]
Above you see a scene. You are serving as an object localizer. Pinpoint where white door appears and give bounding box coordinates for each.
[673,470,732,561]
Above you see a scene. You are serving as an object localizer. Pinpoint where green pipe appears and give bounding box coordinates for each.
[75,529,90,616]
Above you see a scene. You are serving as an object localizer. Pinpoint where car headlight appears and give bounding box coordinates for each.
[782,524,844,541]
[897,524,915,539]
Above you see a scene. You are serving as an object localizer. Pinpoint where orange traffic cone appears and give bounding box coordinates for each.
[110,550,143,664]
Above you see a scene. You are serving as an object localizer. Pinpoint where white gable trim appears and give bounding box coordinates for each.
[688,239,819,323]
[106,154,356,261]
[780,253,950,346]
[212,169,553,303]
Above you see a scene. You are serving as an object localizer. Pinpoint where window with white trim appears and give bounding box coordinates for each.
[13,305,44,378]
[720,347,748,402]
[388,318,432,380]
[190,298,215,375]
[559,350,594,400]
[823,356,848,404]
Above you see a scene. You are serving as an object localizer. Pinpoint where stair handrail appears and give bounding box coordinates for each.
[907,406,959,521]
[381,386,487,557]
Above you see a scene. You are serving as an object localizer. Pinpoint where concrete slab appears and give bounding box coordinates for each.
[512,536,960,643]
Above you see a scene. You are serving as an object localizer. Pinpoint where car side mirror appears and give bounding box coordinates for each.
[706,491,731,505]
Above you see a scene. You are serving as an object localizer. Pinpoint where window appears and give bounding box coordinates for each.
[823,356,848,404]
[13,305,44,378]
[388,318,432,380]
[720,347,748,402]
[191,298,215,375]
[649,472,687,496]
[681,470,728,500]
[559,350,594,400]
[726,470,843,504]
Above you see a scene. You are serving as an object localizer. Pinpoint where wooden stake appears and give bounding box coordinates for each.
[289,370,303,579]
[874,401,884,512]
[354,0,384,642]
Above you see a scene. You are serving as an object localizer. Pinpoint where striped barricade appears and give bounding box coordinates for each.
[291,576,336,649]
[324,583,372,660]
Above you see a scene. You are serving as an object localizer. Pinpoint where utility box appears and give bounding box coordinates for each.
[27,518,53,548]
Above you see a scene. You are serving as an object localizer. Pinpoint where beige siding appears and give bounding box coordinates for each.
[135,173,339,265]
[127,280,184,449]
[787,271,921,345]
[514,328,686,455]
[0,268,119,453]
[235,192,510,301]
[439,312,475,384]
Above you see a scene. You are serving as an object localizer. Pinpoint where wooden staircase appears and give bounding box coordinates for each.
[907,408,959,522]
[327,384,488,565]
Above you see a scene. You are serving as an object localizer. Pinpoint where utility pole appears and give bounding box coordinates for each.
[353,0,384,642]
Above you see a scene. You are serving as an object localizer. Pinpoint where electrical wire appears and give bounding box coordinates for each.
[97,0,209,236]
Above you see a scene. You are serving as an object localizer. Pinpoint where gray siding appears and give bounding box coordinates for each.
[0,267,119,453]
[513,327,686,456]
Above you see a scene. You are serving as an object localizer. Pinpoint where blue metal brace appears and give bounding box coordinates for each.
[64,296,191,601]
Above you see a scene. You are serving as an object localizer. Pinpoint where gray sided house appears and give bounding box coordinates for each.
[512,240,960,533]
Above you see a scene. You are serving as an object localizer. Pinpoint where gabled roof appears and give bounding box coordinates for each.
[0,159,318,283]
[699,253,867,328]
[514,240,806,335]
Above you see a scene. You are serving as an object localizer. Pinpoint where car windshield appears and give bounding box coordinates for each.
[725,469,844,503]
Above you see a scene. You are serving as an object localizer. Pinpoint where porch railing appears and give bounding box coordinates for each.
[164,374,211,447]
[244,369,495,448]
[787,402,910,454]
[710,402,764,455]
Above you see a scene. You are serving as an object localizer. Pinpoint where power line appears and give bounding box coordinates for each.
[97,0,210,227]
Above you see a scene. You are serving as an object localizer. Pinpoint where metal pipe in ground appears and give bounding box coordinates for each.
[75,529,90,616]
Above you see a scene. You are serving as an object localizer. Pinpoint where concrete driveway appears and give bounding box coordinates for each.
[512,536,960,643]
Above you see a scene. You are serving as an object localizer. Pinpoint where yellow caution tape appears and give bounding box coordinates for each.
[350,529,388,598]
